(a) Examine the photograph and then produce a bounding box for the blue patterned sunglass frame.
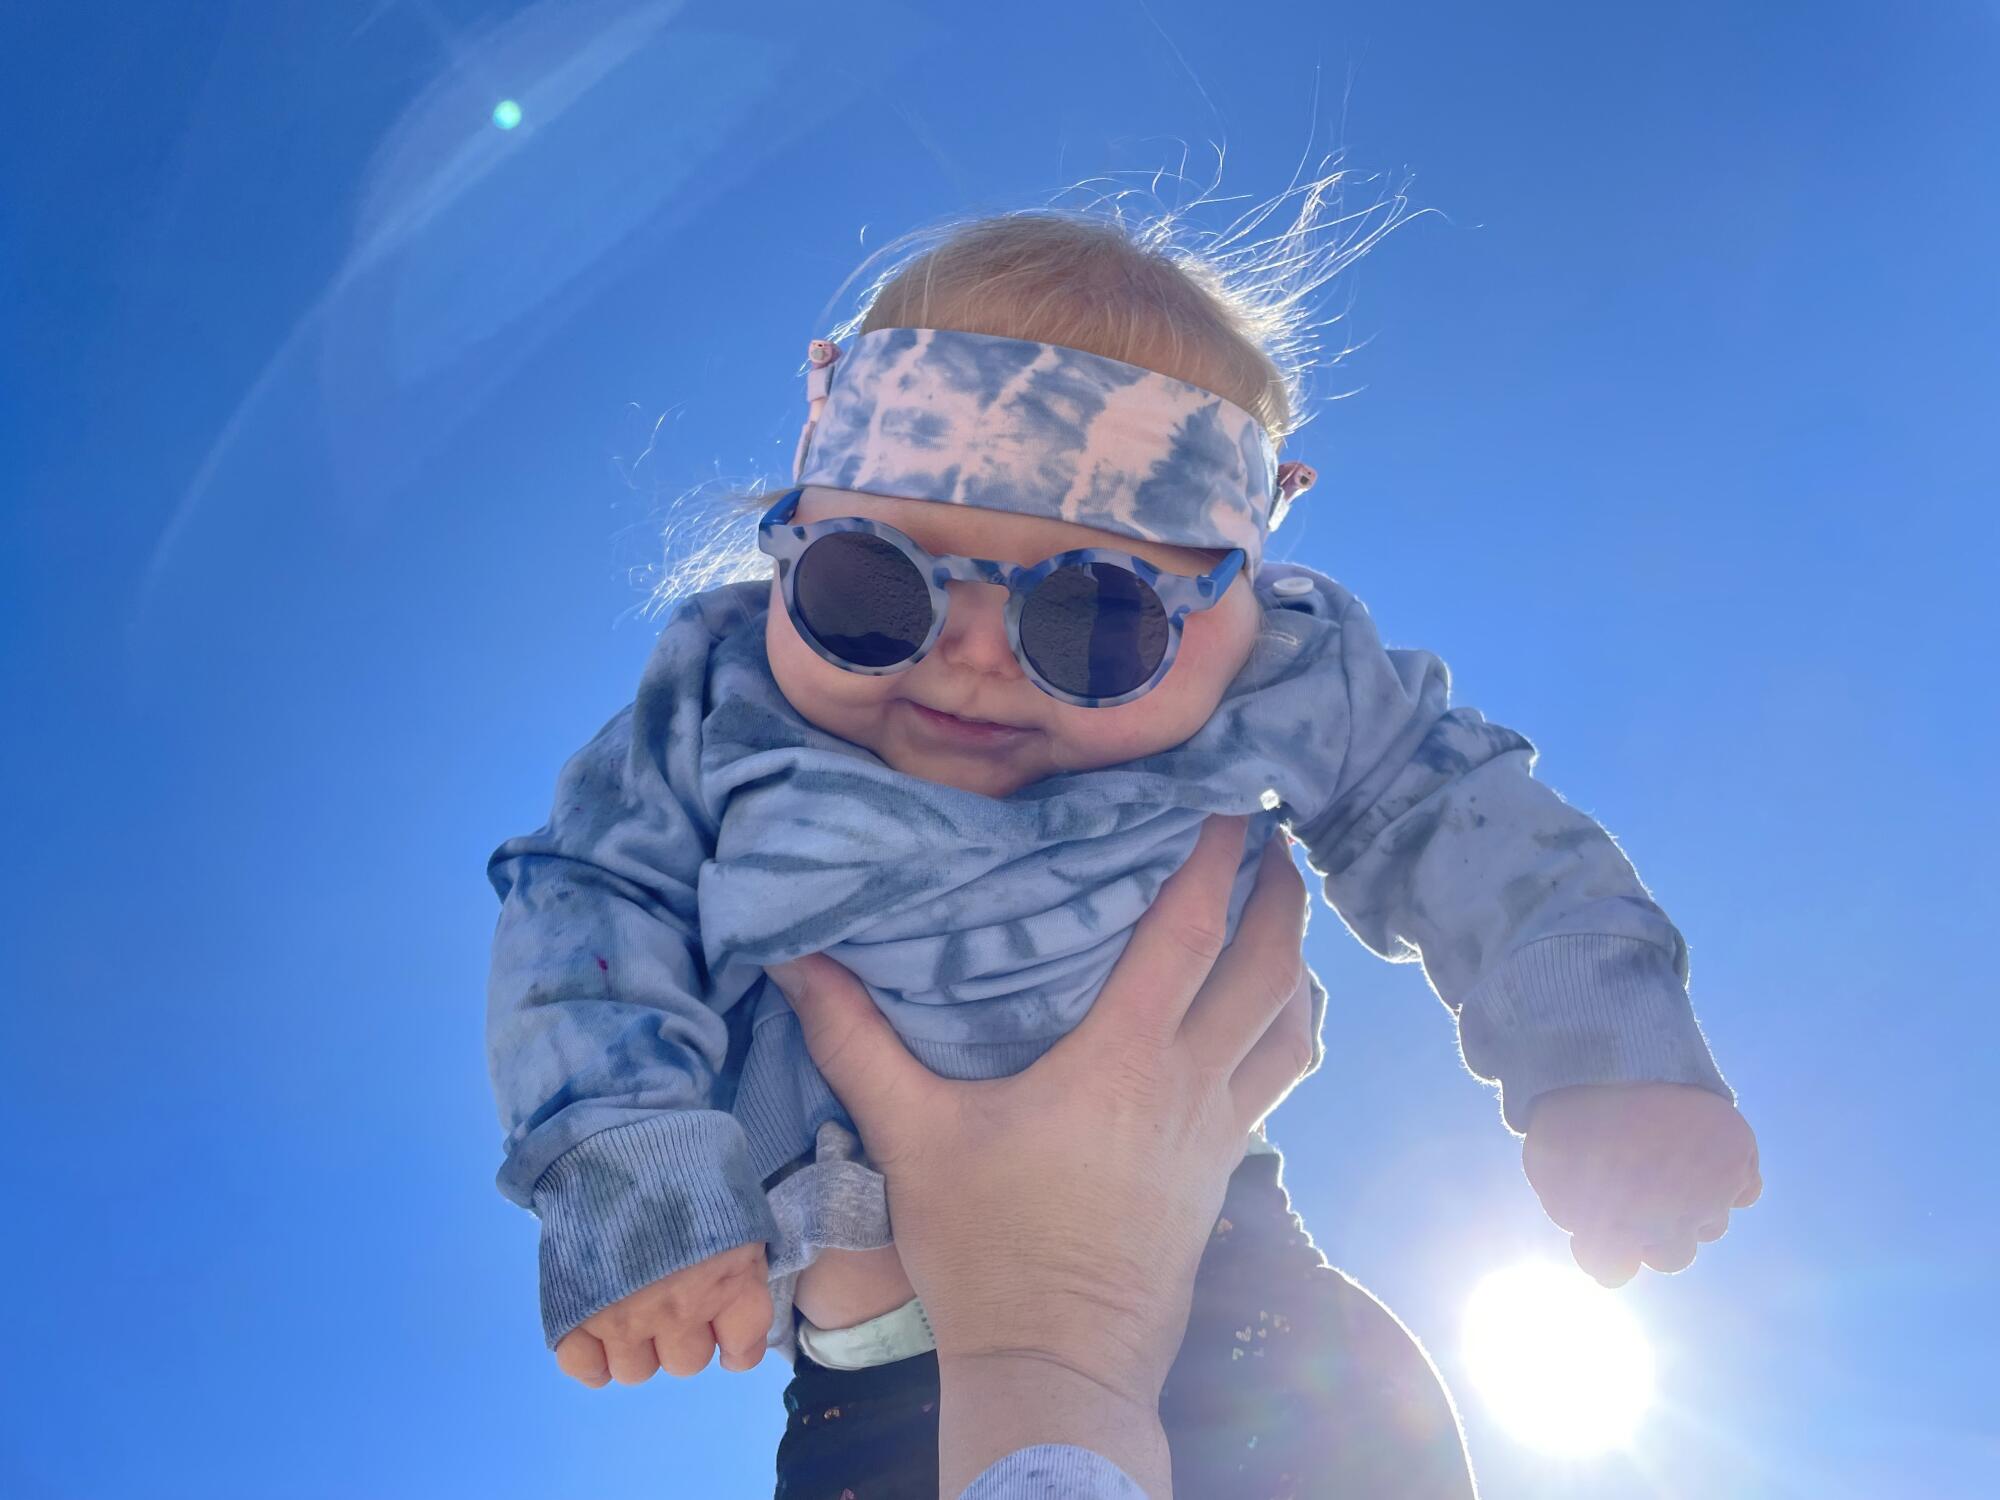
[756,486,1246,708]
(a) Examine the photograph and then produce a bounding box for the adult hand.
[764,813,1314,1498]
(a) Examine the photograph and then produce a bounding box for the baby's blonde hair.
[638,163,1421,620]
[849,212,1294,438]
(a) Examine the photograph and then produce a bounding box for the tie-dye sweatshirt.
[484,563,1731,1351]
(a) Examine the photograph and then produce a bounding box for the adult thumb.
[765,953,932,1143]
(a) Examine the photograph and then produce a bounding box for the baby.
[484,215,1759,1496]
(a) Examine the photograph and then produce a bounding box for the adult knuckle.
[1167,914,1228,965]
[1107,1051,1164,1100]
[1192,1058,1235,1100]
[1270,979,1312,1065]
[807,1019,870,1084]
[778,961,825,1008]
[1281,1027,1315,1081]
[1268,961,1306,1018]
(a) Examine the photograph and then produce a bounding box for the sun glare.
[1461,1262,1655,1455]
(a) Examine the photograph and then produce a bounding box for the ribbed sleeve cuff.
[1458,934,1733,1135]
[531,1110,778,1349]
[959,1445,1149,1499]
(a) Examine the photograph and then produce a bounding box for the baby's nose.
[935,581,1020,667]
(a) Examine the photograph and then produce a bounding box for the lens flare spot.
[1461,1262,1654,1454]
[492,99,523,129]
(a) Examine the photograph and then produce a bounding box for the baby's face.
[766,486,1263,799]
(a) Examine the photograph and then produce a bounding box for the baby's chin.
[799,696,1132,799]
[880,751,1041,799]
[779,670,1237,795]
[853,706,1058,799]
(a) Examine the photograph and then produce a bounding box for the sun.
[1460,1262,1655,1455]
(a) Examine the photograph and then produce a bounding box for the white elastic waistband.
[795,1296,936,1371]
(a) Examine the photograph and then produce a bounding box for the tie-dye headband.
[791,327,1315,576]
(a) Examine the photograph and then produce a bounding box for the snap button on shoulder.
[1272,576,1315,597]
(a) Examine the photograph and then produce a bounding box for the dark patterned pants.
[773,1152,1477,1499]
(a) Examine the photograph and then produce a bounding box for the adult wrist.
[928,1282,1184,1413]
[937,1352,1171,1499]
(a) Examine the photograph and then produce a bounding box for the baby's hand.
[552,1241,772,1387]
[1523,1083,1761,1287]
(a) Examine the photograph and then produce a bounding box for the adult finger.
[1229,968,1316,1132]
[767,952,936,1148]
[1182,833,1308,1075]
[555,1328,610,1388]
[1072,813,1247,1054]
[1570,1232,1642,1288]
[1695,1213,1729,1243]
[604,1334,666,1384]
[713,1280,774,1373]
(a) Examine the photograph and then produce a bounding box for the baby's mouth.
[911,700,1014,728]
[906,701,1032,736]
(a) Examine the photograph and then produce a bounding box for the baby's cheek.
[764,604,803,697]
[766,601,904,748]
[1044,599,1255,766]
[1051,704,1164,767]
[766,603,835,723]
[1045,679,1209,768]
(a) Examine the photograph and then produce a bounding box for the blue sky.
[3,2,1995,1495]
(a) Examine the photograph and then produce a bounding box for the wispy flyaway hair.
[634,152,1427,622]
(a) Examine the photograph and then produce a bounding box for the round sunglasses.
[756,486,1246,708]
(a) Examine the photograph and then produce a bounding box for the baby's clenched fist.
[553,1241,772,1387]
[1523,1082,1761,1287]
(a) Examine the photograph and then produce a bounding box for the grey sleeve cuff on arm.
[1457,932,1733,1134]
[532,1108,778,1349]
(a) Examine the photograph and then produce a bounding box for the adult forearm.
[938,1353,1171,1499]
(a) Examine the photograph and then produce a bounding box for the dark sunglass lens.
[793,531,933,668]
[1019,563,1169,699]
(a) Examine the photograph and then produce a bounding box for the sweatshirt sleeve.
[1285,582,1732,1134]
[485,614,778,1349]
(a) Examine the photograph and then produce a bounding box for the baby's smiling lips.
[912,698,1007,727]
[907,700,1030,734]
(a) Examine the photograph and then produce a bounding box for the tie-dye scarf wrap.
[486,571,1733,1354]
[697,573,1340,1341]
[793,326,1298,574]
